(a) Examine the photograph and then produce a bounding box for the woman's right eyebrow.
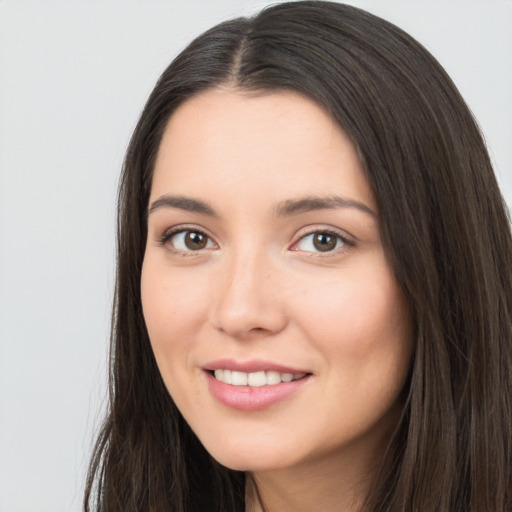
[148,195,217,216]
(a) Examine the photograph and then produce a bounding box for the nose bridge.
[211,242,286,338]
[226,246,261,294]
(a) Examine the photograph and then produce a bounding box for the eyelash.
[290,229,353,256]
[157,226,353,256]
[158,227,215,255]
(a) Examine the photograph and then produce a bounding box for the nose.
[209,251,288,340]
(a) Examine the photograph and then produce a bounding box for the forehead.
[151,88,375,212]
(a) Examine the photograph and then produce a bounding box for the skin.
[141,88,413,512]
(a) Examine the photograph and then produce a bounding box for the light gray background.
[0,1,510,511]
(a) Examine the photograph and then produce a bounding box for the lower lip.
[206,371,311,411]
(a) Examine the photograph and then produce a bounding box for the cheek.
[141,256,209,331]
[295,268,412,431]
[140,259,214,412]
[140,258,210,371]
[292,264,412,371]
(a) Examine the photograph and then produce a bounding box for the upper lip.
[203,358,310,375]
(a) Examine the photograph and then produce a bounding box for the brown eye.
[313,233,337,252]
[164,229,215,252]
[185,231,207,250]
[293,231,346,253]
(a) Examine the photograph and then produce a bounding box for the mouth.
[203,361,313,411]
[209,369,308,387]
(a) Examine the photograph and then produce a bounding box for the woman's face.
[141,89,413,474]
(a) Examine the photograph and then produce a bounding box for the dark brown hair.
[84,2,512,511]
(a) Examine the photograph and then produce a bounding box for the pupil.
[185,231,207,250]
[313,233,336,252]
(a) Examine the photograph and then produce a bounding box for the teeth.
[247,371,266,387]
[266,371,281,385]
[231,371,247,386]
[213,369,306,386]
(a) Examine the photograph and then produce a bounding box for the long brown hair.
[84,2,512,510]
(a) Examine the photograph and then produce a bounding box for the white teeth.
[213,369,306,386]
[266,371,281,385]
[247,371,266,387]
[231,371,248,386]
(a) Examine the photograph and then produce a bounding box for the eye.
[293,231,347,253]
[162,229,215,252]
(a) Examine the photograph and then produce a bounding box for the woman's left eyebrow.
[273,195,376,218]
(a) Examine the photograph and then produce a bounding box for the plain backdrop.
[0,1,510,510]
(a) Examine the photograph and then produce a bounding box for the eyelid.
[289,226,355,254]
[155,223,354,256]
[157,225,218,253]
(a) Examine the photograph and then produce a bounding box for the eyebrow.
[148,195,217,216]
[147,194,376,218]
[273,195,376,218]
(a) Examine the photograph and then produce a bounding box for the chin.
[201,436,298,473]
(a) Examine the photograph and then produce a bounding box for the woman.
[84,2,512,511]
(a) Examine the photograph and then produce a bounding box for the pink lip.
[203,359,312,412]
[204,358,309,375]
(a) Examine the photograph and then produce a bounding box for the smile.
[205,362,312,411]
[212,369,306,387]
